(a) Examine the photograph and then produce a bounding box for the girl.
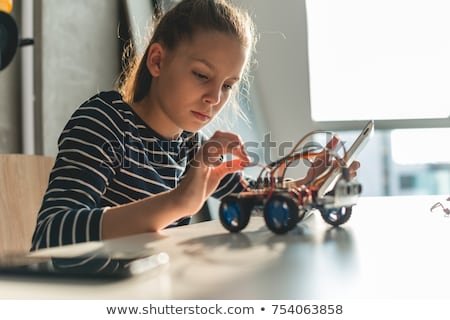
[31,0,257,250]
[31,0,357,250]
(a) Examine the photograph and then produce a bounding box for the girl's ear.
[146,43,164,77]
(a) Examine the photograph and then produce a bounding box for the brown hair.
[117,0,256,118]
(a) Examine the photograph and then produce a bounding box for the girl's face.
[145,31,249,139]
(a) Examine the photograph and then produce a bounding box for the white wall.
[236,0,313,144]
[36,0,120,155]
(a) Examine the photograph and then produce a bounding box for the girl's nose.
[203,85,222,106]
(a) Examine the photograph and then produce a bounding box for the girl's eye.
[222,83,233,91]
[193,71,208,80]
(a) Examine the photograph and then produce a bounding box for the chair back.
[0,154,54,255]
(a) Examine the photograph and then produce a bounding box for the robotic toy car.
[219,130,364,234]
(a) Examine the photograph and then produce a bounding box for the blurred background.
[1,0,449,202]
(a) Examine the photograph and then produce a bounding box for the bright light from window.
[391,128,450,164]
[306,0,450,121]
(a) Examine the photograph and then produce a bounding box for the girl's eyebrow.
[192,57,241,81]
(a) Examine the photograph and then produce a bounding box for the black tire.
[263,194,299,234]
[320,206,353,226]
[219,195,251,233]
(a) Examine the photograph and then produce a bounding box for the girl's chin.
[183,125,205,133]
[182,121,211,133]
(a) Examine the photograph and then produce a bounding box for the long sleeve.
[31,95,123,250]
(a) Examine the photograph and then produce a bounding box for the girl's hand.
[173,131,250,215]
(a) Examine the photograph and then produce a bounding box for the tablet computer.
[317,120,375,198]
[0,250,169,278]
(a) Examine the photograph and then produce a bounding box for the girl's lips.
[191,111,210,122]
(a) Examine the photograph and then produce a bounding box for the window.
[306,0,450,125]
[304,0,450,196]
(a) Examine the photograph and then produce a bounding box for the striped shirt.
[31,91,246,250]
